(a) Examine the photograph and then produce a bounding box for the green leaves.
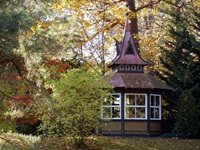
[158,7,200,138]
[39,67,112,148]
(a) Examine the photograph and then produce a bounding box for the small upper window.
[131,65,136,71]
[137,65,143,71]
[125,65,130,71]
[119,65,124,71]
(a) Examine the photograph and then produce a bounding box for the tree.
[48,0,200,75]
[0,0,82,134]
[0,100,16,133]
[0,1,37,132]
[0,0,62,134]
[157,7,200,137]
[38,67,112,148]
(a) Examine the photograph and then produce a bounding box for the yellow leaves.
[37,21,49,29]
[30,25,36,34]
[128,11,137,19]
[52,3,63,11]
[107,4,126,20]
[133,33,140,41]
[81,20,91,28]
[25,21,50,36]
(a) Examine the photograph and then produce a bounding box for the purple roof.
[108,18,148,67]
[105,73,173,90]
[105,17,172,91]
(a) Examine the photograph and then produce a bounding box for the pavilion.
[101,17,172,136]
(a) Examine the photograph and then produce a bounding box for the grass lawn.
[1,135,200,150]
[35,136,200,150]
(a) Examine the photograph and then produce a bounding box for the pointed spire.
[108,14,149,68]
[122,14,131,40]
[125,13,131,31]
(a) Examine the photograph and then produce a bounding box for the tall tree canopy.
[46,0,200,75]
[157,7,200,137]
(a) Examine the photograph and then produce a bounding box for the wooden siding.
[124,121,147,131]
[101,121,121,133]
[150,121,161,135]
[124,132,147,135]
[101,121,162,136]
[150,122,161,131]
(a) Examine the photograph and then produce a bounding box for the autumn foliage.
[44,59,71,80]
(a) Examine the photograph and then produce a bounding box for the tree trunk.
[126,0,140,52]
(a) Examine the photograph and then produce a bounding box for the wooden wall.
[124,121,147,135]
[101,121,161,136]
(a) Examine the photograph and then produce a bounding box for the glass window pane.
[131,65,136,71]
[151,108,154,118]
[150,108,160,119]
[112,107,120,118]
[126,95,135,105]
[103,94,120,105]
[136,107,145,118]
[103,107,111,118]
[154,108,159,118]
[125,65,130,70]
[151,95,160,106]
[136,95,145,105]
[156,96,160,106]
[150,95,154,106]
[103,97,111,105]
[126,107,135,118]
[119,65,124,70]
[112,95,120,105]
[102,93,121,119]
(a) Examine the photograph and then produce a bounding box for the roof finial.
[126,2,129,7]
[126,1,129,16]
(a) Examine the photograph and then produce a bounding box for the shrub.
[38,67,112,148]
[0,133,41,149]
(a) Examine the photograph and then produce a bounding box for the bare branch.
[135,0,162,12]
[163,0,183,8]
[127,0,183,12]
[79,58,101,76]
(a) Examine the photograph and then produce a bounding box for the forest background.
[0,0,200,148]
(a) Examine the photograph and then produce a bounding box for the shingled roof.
[106,16,172,91]
[105,73,172,90]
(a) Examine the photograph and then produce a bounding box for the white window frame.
[150,94,161,120]
[101,93,121,120]
[125,93,147,120]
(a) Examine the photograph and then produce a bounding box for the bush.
[38,67,112,148]
[160,132,187,139]
[0,133,41,149]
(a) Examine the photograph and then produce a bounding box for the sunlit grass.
[0,134,199,150]
[36,136,200,150]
